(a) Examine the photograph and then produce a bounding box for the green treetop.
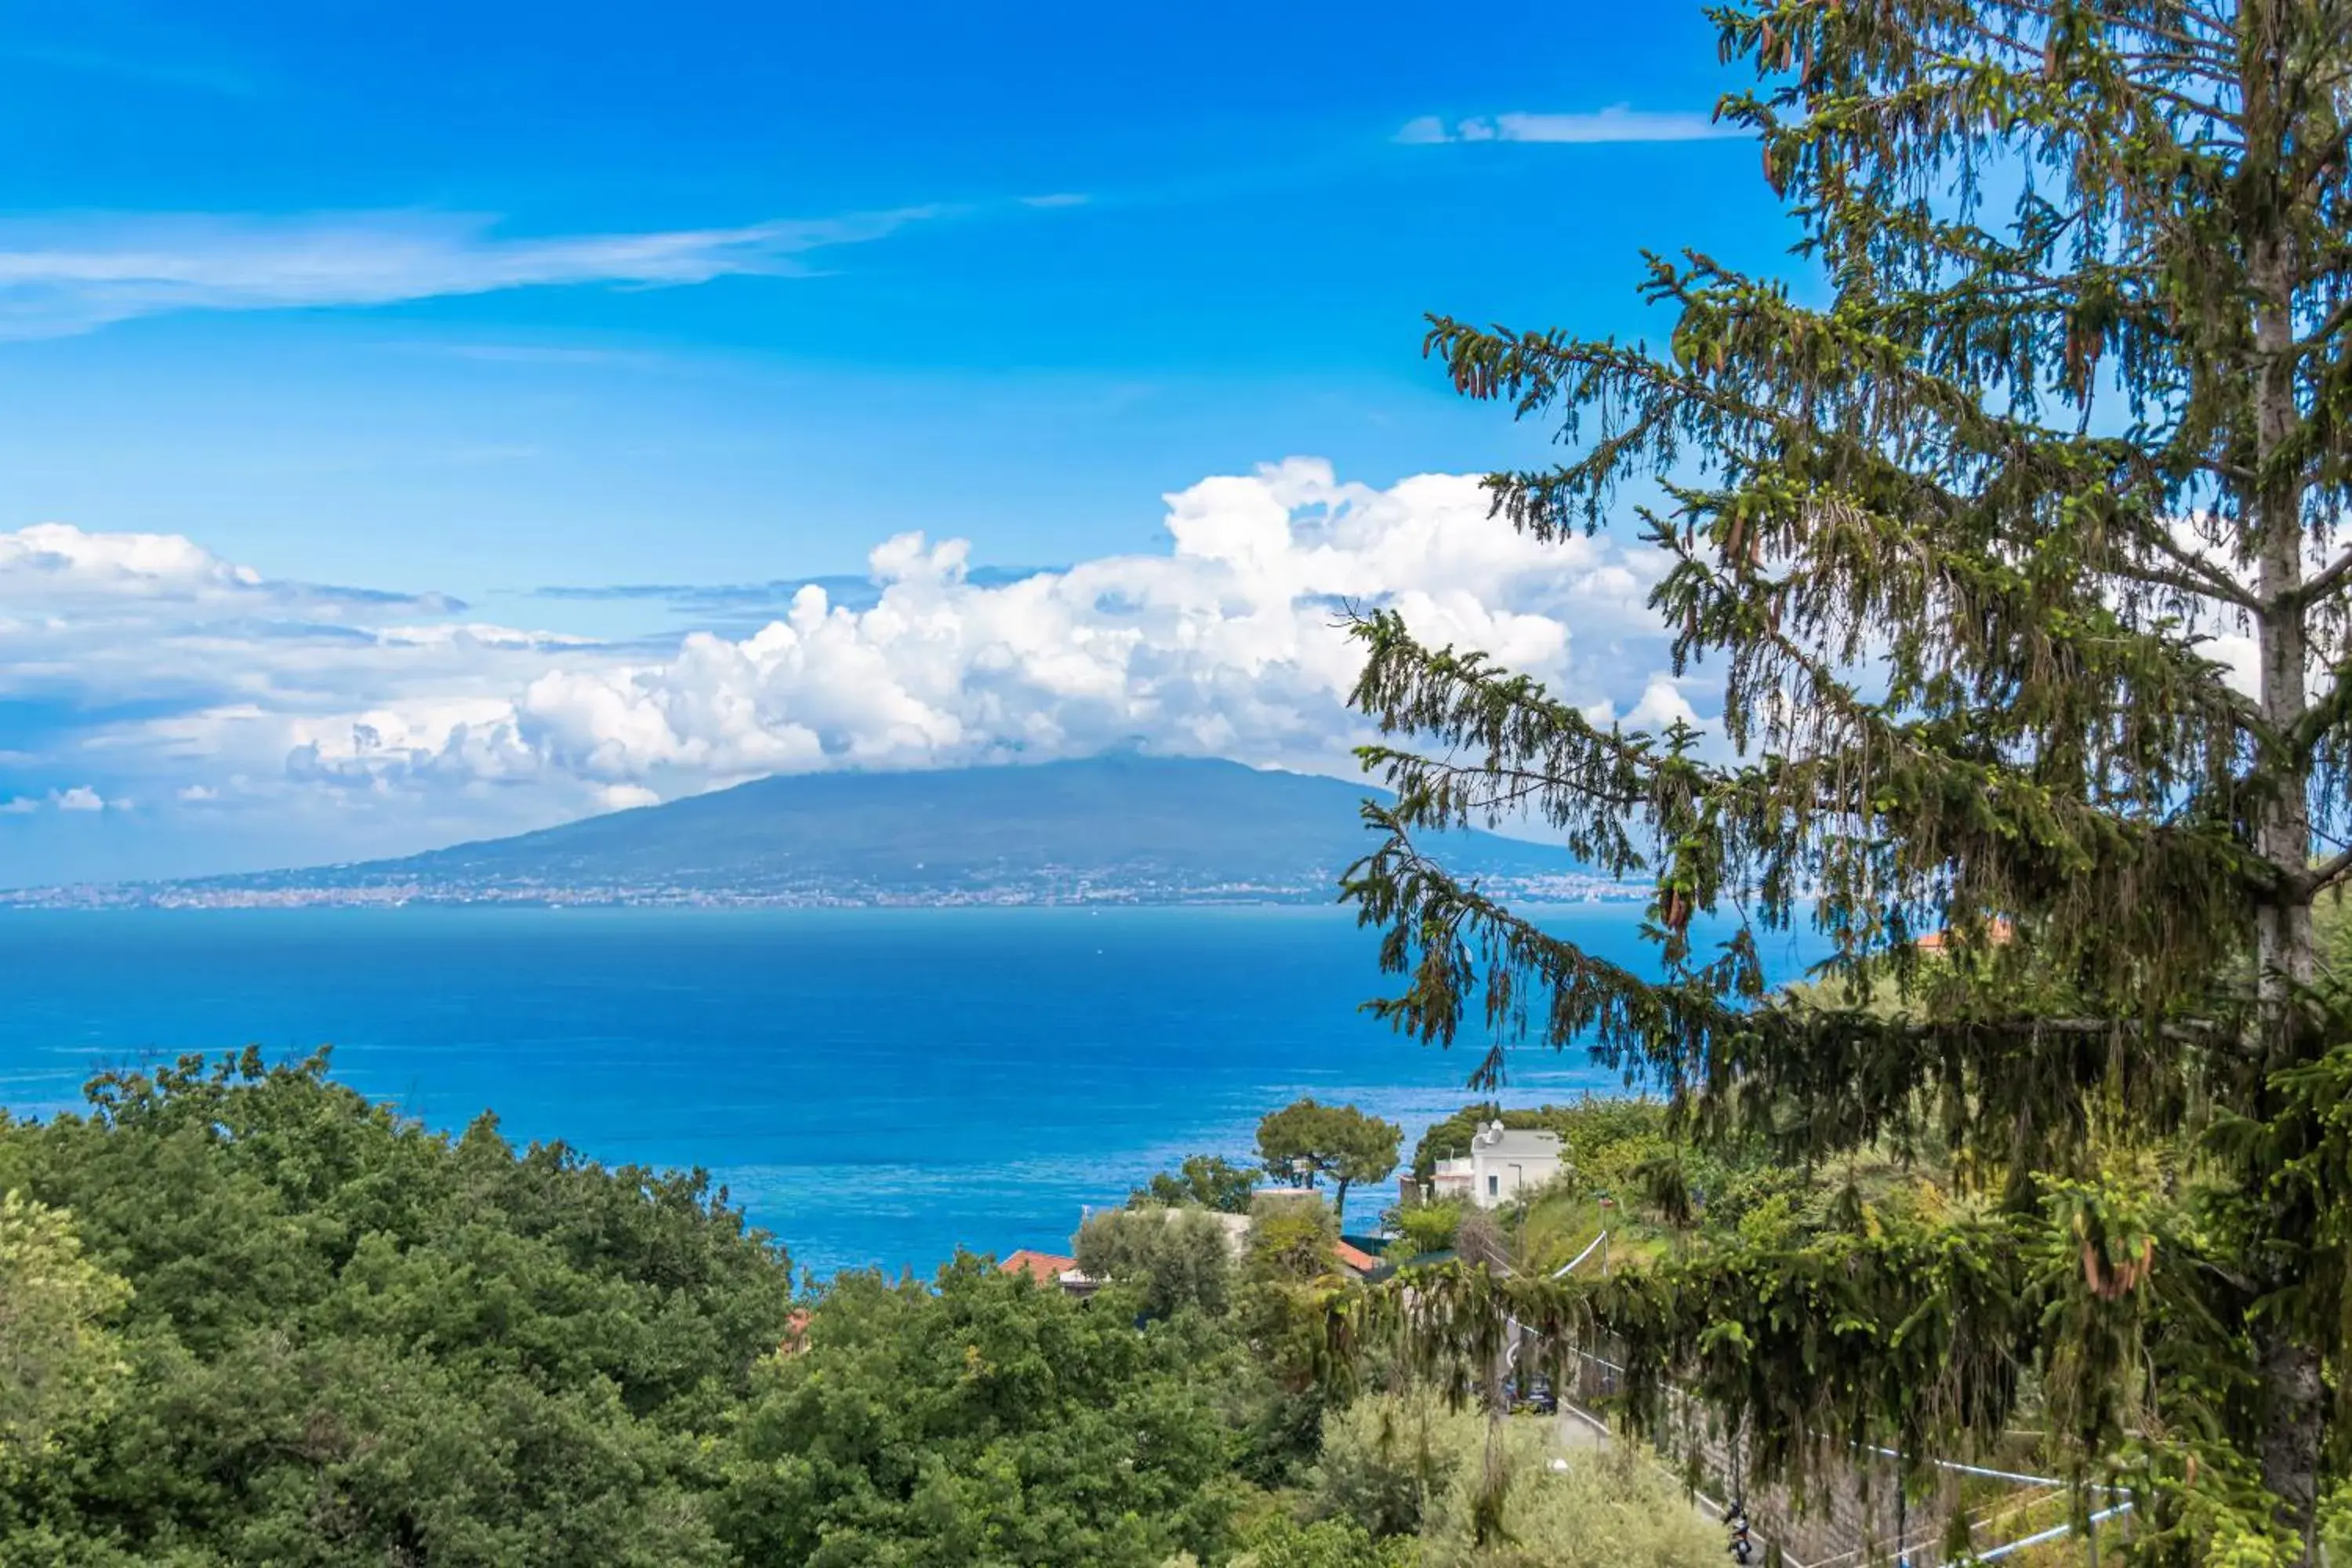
[1132,1152,1261,1214]
[1255,1098,1403,1218]
[0,1190,129,1473]
[1344,2,2352,1559]
[1075,1205,1236,1319]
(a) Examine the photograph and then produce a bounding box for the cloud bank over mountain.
[0,459,1693,882]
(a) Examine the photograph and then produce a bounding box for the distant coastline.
[2,754,1638,911]
[0,873,1648,912]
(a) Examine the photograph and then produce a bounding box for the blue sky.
[1,0,1804,884]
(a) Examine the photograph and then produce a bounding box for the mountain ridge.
[5,753,1635,909]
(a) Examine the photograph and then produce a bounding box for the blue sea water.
[0,906,1826,1276]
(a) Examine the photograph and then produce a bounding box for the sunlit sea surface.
[0,906,1826,1275]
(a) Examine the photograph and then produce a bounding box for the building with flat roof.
[1418,1122,1565,1207]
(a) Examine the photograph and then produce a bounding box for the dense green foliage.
[0,1191,130,1474]
[1131,1153,1260,1214]
[1345,1,2352,1558]
[1221,1515,1417,1568]
[1388,1200,1465,1259]
[1256,1098,1404,1215]
[720,1258,1250,1566]
[0,1050,797,1566]
[1,1055,1728,1565]
[1075,1205,1236,1319]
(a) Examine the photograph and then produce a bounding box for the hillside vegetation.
[0,1053,1719,1567]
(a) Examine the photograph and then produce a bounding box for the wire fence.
[1474,1233,2128,1567]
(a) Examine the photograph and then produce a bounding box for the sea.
[0,906,1828,1276]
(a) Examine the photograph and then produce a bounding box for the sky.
[0,0,1808,886]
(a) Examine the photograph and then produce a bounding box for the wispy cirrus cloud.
[0,205,950,339]
[1395,105,1738,146]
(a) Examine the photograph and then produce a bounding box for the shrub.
[1311,1388,1472,1538]
[1075,1205,1235,1319]
[1312,1392,1722,1568]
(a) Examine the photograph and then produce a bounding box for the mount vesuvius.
[13,753,1628,908]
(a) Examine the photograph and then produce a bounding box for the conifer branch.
[2303,843,2352,895]
[1359,2,2352,1544]
[2286,543,2352,611]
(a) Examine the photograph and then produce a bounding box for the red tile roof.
[1000,1249,1078,1285]
[1333,1240,1381,1275]
[1916,917,2014,952]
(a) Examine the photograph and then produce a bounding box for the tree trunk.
[2259,1329,2325,1562]
[2251,255,2313,1018]
[2244,0,2314,1016]
[2249,286,2323,1560]
[2244,14,2322,1539]
[1333,1177,1352,1224]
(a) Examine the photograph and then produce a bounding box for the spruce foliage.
[1343,2,2352,1559]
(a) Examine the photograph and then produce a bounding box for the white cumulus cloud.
[0,459,1688,877]
[502,460,1665,794]
[0,785,119,813]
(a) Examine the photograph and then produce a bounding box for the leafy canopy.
[1133,1153,1261,1214]
[0,1049,797,1566]
[720,1257,1249,1568]
[1257,1098,1403,1214]
[0,1051,1769,1566]
[1343,0,2352,1559]
[1076,1204,1237,1319]
[0,1190,130,1472]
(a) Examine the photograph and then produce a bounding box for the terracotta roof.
[1000,1249,1078,1285]
[1333,1240,1382,1275]
[1916,917,2015,953]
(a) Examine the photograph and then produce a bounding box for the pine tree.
[1345,2,2352,1559]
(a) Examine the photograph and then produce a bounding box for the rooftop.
[1916,916,2016,953]
[1468,1123,1563,1158]
[999,1249,1078,1286]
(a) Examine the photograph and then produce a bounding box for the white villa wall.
[1417,1123,1565,1208]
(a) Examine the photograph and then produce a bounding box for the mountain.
[64,754,1628,909]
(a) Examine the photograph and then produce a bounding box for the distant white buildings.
[1417,1122,1565,1207]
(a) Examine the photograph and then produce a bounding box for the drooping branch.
[1341,0,2352,1545]
[1345,825,2234,1167]
[1353,605,2275,1003]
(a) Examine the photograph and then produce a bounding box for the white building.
[1421,1122,1565,1207]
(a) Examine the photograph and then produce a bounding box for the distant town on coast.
[0,753,1642,910]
